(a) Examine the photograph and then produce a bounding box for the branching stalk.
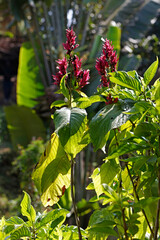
[71,157,82,240]
[122,208,129,240]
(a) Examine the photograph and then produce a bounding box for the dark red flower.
[52,72,63,86]
[53,57,68,85]
[79,69,90,88]
[105,94,118,105]
[63,28,79,55]
[102,39,114,59]
[72,55,82,78]
[95,38,118,88]
[95,55,108,76]
[56,57,68,75]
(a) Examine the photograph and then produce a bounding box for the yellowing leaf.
[32,133,71,206]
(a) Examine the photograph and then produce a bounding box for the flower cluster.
[63,28,79,55]
[95,39,118,87]
[105,94,118,105]
[53,28,90,89]
[53,57,68,85]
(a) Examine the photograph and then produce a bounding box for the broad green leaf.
[61,225,86,240]
[110,71,141,92]
[76,95,105,109]
[107,138,150,160]
[91,160,120,197]
[10,225,31,240]
[4,105,46,149]
[60,74,69,100]
[32,133,71,206]
[134,214,147,240]
[20,191,36,223]
[152,79,160,101]
[134,122,157,138]
[134,197,160,209]
[50,100,66,108]
[88,208,115,226]
[89,100,134,150]
[122,167,130,190]
[88,209,118,240]
[17,42,45,108]
[6,216,25,225]
[87,226,118,240]
[54,107,88,158]
[144,57,159,86]
[35,208,68,230]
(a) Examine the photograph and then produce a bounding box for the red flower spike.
[72,55,82,78]
[56,57,68,75]
[63,28,79,54]
[95,38,118,88]
[53,57,68,86]
[79,69,90,88]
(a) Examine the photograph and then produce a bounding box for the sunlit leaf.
[143,57,159,86]
[35,209,68,230]
[90,160,120,197]
[20,191,36,223]
[89,100,134,150]
[54,107,88,158]
[32,133,71,206]
[17,42,45,108]
[10,225,31,240]
[110,71,142,92]
[4,105,46,148]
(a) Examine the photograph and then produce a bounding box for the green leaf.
[134,122,157,138]
[87,226,118,239]
[91,160,120,197]
[17,42,45,108]
[106,24,121,58]
[6,216,25,225]
[61,225,86,240]
[88,209,118,239]
[10,225,31,240]
[144,57,159,86]
[32,133,71,206]
[50,100,66,108]
[152,79,160,101]
[60,74,69,100]
[110,71,141,92]
[54,107,88,158]
[89,100,134,150]
[88,208,115,226]
[76,95,106,109]
[4,105,46,149]
[107,138,150,160]
[36,208,68,230]
[20,191,36,223]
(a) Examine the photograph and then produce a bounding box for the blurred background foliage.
[0,0,160,223]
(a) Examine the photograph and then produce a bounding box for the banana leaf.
[17,42,45,108]
[4,105,46,149]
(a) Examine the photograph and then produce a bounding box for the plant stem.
[122,208,129,240]
[71,157,82,240]
[125,164,154,238]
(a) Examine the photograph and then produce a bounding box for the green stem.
[122,208,129,240]
[71,157,82,240]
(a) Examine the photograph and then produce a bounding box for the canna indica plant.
[1,28,160,240]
